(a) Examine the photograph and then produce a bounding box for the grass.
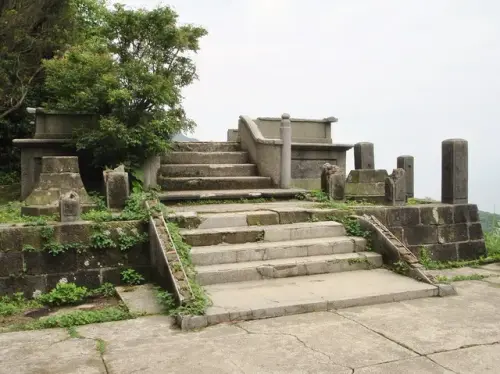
[435,274,491,283]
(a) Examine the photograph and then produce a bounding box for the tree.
[42,4,207,169]
[0,0,106,175]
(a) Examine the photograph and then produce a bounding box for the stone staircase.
[157,142,304,202]
[171,202,439,328]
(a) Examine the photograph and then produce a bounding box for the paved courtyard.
[2,278,500,373]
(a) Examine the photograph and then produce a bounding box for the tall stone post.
[280,113,292,189]
[354,142,375,170]
[385,168,406,206]
[397,155,414,199]
[143,156,160,189]
[441,139,468,204]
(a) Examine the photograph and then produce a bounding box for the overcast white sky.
[123,0,499,212]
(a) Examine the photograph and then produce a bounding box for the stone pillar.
[354,142,375,170]
[142,156,160,189]
[321,163,345,200]
[397,155,414,199]
[385,168,406,206]
[441,139,468,204]
[280,113,292,189]
[59,191,81,222]
[104,165,130,210]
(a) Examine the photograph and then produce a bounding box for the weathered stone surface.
[411,243,458,261]
[457,240,487,260]
[104,167,130,210]
[354,142,375,169]
[246,211,279,226]
[59,191,81,222]
[41,156,79,173]
[419,205,454,225]
[397,155,414,199]
[438,224,469,243]
[116,284,163,315]
[385,168,406,206]
[441,139,468,204]
[0,252,23,277]
[468,223,484,240]
[0,275,47,297]
[347,169,388,183]
[404,225,438,245]
[23,251,78,275]
[386,207,420,227]
[321,163,346,200]
[454,204,479,223]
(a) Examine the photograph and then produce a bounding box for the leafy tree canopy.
[43,3,207,168]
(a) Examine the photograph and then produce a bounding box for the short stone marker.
[321,163,345,200]
[59,191,81,222]
[354,142,375,170]
[385,168,406,206]
[441,139,468,204]
[397,155,414,200]
[104,165,130,210]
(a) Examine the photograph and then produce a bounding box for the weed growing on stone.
[419,247,500,270]
[155,288,176,313]
[392,261,411,276]
[96,338,107,354]
[164,222,211,315]
[435,274,491,283]
[120,269,145,285]
[67,325,82,338]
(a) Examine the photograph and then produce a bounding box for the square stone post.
[59,191,81,222]
[385,168,406,206]
[354,142,374,170]
[441,139,468,204]
[321,163,345,201]
[397,155,414,199]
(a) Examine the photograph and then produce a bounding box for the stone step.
[158,164,257,178]
[173,142,240,152]
[196,252,383,285]
[159,188,305,203]
[191,236,367,266]
[180,221,346,247]
[158,176,273,191]
[161,152,248,165]
[195,269,438,328]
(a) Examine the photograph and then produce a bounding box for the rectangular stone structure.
[59,191,81,222]
[397,155,414,199]
[321,164,345,200]
[104,166,130,210]
[385,168,406,206]
[441,139,468,204]
[354,142,374,170]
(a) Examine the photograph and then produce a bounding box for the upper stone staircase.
[157,142,304,202]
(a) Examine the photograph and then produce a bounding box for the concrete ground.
[2,278,500,374]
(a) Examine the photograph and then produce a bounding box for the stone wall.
[353,204,486,261]
[0,221,150,297]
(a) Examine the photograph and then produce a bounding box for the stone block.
[385,168,406,206]
[0,252,23,277]
[404,226,438,245]
[457,240,487,260]
[386,207,420,227]
[126,244,151,267]
[468,223,484,241]
[59,191,81,222]
[388,227,404,242]
[0,228,23,252]
[419,205,454,225]
[0,275,47,297]
[56,223,92,246]
[454,204,479,223]
[104,166,130,210]
[354,142,375,169]
[414,243,458,262]
[441,139,468,204]
[347,169,388,183]
[355,207,388,225]
[277,210,311,224]
[100,268,122,285]
[397,155,414,199]
[41,156,79,173]
[246,211,279,226]
[345,182,385,196]
[46,270,101,290]
[438,224,469,243]
[438,284,458,297]
[77,248,125,270]
[24,251,77,275]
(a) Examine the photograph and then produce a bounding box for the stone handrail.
[238,115,282,145]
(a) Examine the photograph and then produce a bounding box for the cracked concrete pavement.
[2,279,500,373]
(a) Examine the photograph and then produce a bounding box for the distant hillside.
[172,133,198,142]
[480,211,500,233]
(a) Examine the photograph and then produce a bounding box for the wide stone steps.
[172,142,240,152]
[202,270,438,326]
[158,164,257,178]
[161,151,248,165]
[196,252,382,285]
[159,188,305,203]
[180,221,346,246]
[158,176,272,191]
[191,236,366,266]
